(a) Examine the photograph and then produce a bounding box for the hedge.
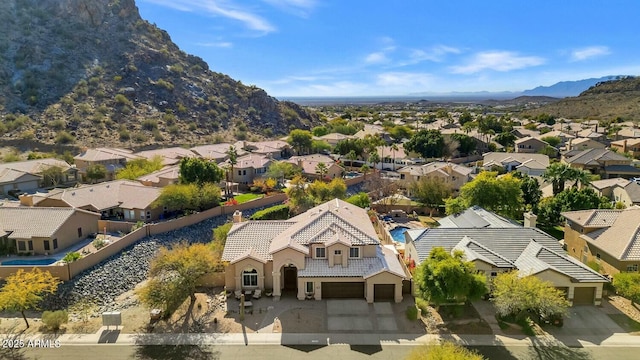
[249,204,290,220]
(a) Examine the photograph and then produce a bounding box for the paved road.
[8,344,640,360]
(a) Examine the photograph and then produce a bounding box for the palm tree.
[368,152,381,172]
[568,168,592,189]
[360,164,371,180]
[225,146,238,197]
[542,163,574,195]
[391,144,399,171]
[315,162,328,180]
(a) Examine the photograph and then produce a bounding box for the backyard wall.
[0,194,288,281]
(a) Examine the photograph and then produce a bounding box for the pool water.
[389,226,410,243]
[2,258,57,266]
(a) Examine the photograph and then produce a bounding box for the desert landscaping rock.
[43,206,270,313]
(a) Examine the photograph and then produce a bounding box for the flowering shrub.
[224,198,239,206]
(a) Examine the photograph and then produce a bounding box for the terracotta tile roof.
[74,148,141,163]
[483,152,550,167]
[564,149,629,165]
[222,221,295,262]
[0,207,98,238]
[134,147,197,166]
[438,206,521,228]
[561,209,623,228]
[39,180,161,211]
[234,154,272,169]
[579,208,640,260]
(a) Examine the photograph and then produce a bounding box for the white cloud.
[196,41,233,48]
[365,52,389,64]
[570,46,611,62]
[450,51,545,74]
[376,72,435,88]
[402,45,461,65]
[261,0,317,17]
[142,0,275,33]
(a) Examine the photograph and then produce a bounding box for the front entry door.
[283,266,297,290]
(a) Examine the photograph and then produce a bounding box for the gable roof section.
[483,152,550,168]
[561,209,623,228]
[565,148,629,165]
[0,207,98,238]
[437,206,521,228]
[0,169,41,184]
[0,158,72,175]
[222,221,295,262]
[230,248,267,264]
[579,208,640,261]
[74,148,141,163]
[590,177,630,190]
[299,246,406,279]
[410,227,605,283]
[39,180,161,211]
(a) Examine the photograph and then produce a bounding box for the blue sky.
[137,0,640,97]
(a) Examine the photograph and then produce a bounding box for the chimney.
[623,139,628,153]
[232,210,243,223]
[524,212,537,228]
[19,194,33,207]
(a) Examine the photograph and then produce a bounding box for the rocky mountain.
[522,75,631,98]
[0,0,318,149]
[523,76,640,121]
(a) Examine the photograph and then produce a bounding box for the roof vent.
[71,192,75,196]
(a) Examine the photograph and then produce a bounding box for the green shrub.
[55,131,75,145]
[63,252,81,263]
[141,119,158,131]
[406,306,418,321]
[42,310,68,331]
[249,204,290,220]
[92,238,107,250]
[415,298,430,316]
[156,78,174,90]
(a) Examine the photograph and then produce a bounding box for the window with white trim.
[315,247,326,258]
[349,247,360,258]
[242,269,258,287]
[627,264,638,272]
[306,281,313,294]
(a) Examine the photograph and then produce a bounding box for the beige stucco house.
[563,148,640,179]
[610,138,640,159]
[222,199,408,303]
[405,225,608,306]
[22,180,164,222]
[515,137,550,153]
[74,148,142,182]
[562,207,640,276]
[398,162,473,195]
[286,155,343,181]
[0,158,79,194]
[0,207,99,255]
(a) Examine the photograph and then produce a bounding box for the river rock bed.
[42,206,269,313]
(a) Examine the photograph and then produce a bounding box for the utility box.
[102,311,122,328]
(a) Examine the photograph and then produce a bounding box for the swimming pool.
[1,258,58,266]
[389,226,410,243]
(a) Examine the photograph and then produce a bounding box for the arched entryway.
[283,265,298,291]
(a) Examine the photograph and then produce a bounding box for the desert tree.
[0,268,60,328]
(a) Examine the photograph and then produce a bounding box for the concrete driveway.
[545,305,625,344]
[327,300,398,332]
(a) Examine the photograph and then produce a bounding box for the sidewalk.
[9,328,640,348]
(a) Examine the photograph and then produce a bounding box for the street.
[7,343,640,360]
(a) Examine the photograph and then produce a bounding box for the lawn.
[223,193,263,205]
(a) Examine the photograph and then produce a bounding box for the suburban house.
[375,144,419,171]
[536,130,575,148]
[610,139,640,159]
[0,207,99,256]
[318,133,355,147]
[567,138,606,151]
[436,205,523,229]
[511,127,541,139]
[589,178,632,198]
[190,143,246,163]
[74,148,142,182]
[562,207,640,276]
[229,154,272,187]
[238,141,291,159]
[482,152,550,177]
[137,165,180,187]
[21,180,165,222]
[614,127,640,140]
[285,155,343,180]
[222,199,408,303]
[0,158,79,195]
[397,162,473,195]
[353,124,393,144]
[563,148,640,179]
[134,147,197,166]
[405,226,608,305]
[576,128,607,142]
[514,137,550,153]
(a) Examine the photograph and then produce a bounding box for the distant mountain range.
[409,75,635,99]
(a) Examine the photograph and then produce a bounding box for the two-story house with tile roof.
[222,199,408,303]
[563,148,640,179]
[562,207,640,276]
[397,162,473,195]
[405,225,608,305]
